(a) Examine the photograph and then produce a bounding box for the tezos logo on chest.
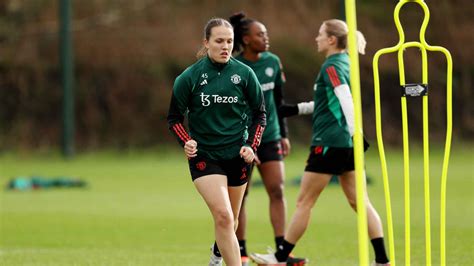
[200,93,238,106]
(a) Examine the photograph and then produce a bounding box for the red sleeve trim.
[251,125,264,151]
[172,123,191,143]
[326,66,341,87]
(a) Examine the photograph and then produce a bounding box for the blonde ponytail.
[356,31,366,55]
[323,19,367,55]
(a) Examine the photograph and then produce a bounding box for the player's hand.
[240,146,255,164]
[184,140,198,158]
[281,138,291,157]
[254,154,261,165]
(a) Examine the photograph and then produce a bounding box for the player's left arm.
[273,60,292,155]
[325,65,355,136]
[244,69,266,152]
[273,61,289,137]
[325,65,370,151]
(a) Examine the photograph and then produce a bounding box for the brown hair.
[323,19,366,54]
[196,18,233,59]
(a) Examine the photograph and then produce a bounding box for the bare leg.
[236,160,287,242]
[338,171,384,239]
[285,172,332,244]
[236,181,249,240]
[228,183,248,232]
[194,175,245,266]
[259,161,286,237]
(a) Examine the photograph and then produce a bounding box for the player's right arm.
[167,73,196,157]
[278,101,314,118]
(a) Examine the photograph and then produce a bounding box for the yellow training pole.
[417,3,454,264]
[372,2,406,265]
[398,41,430,265]
[416,6,433,265]
[344,1,369,265]
[438,48,452,266]
[397,45,411,266]
[373,1,452,265]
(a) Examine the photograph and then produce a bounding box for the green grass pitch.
[1,143,472,265]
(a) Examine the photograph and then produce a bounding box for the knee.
[214,209,234,230]
[234,219,239,231]
[268,184,284,201]
[295,196,315,212]
[347,197,370,212]
[348,199,357,211]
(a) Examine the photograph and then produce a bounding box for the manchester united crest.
[230,74,241,84]
[314,146,323,155]
[196,161,207,171]
[265,67,274,77]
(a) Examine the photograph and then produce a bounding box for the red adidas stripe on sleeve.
[251,125,264,151]
[172,123,191,143]
[326,66,341,87]
[177,124,191,142]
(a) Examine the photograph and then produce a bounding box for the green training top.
[167,56,266,160]
[235,52,286,143]
[312,53,353,148]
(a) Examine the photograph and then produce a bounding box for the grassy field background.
[0,142,472,265]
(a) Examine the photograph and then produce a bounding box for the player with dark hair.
[228,11,294,266]
[167,17,266,266]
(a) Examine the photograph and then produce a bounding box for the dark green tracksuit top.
[312,53,352,148]
[167,56,267,160]
[235,51,288,143]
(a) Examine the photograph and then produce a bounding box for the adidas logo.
[200,79,208,86]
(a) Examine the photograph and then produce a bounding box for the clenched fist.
[240,146,255,164]
[184,140,198,158]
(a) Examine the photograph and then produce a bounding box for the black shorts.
[257,140,283,163]
[188,155,251,187]
[304,146,355,175]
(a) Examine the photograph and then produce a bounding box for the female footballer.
[167,18,266,266]
[227,12,293,266]
[250,19,390,266]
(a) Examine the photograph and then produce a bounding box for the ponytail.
[323,19,366,55]
[229,12,254,53]
[196,46,208,59]
[356,31,366,55]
